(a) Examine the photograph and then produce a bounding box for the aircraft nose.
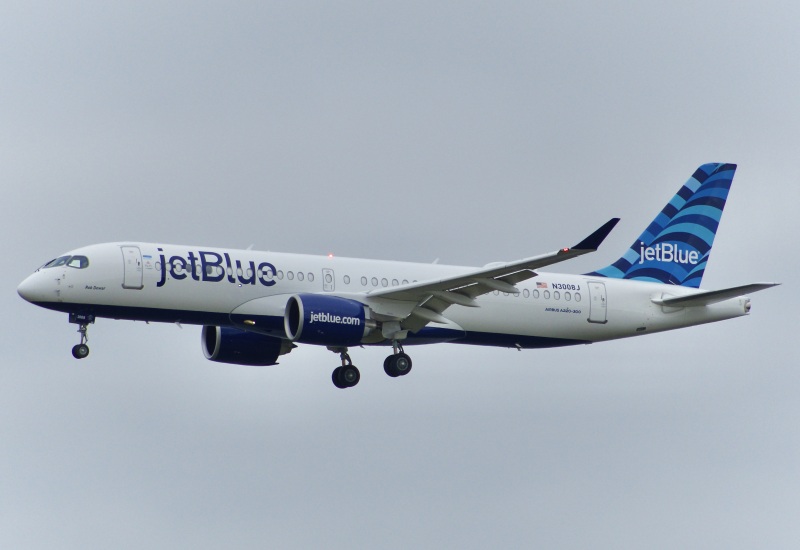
[17,273,49,304]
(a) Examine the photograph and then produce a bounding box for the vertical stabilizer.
[587,163,736,288]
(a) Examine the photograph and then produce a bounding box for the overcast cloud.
[2,2,798,549]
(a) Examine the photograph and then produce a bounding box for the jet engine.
[202,326,292,366]
[284,294,375,346]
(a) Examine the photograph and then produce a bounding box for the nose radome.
[17,274,48,303]
[17,277,33,302]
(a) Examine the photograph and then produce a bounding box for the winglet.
[572,218,620,251]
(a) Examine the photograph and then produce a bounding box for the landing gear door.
[588,281,607,324]
[121,246,144,290]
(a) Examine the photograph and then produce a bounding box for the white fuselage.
[17,242,751,349]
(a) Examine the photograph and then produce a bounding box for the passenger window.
[308,273,314,282]
[287,271,294,280]
[544,290,551,299]
[523,289,530,298]
[381,278,388,287]
[344,275,351,284]
[565,292,571,301]
[575,292,581,302]
[297,272,304,281]
[554,291,560,300]
[371,277,378,287]
[361,276,367,286]
[392,279,399,286]
[533,290,540,299]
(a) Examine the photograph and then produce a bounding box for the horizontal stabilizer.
[652,283,780,307]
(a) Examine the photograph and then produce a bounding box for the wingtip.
[572,218,621,251]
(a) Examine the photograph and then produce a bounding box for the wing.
[366,218,620,333]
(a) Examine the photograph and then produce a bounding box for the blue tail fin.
[587,163,736,288]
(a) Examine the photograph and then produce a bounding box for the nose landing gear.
[69,313,94,360]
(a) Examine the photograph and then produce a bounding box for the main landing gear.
[331,349,360,389]
[384,342,412,378]
[329,342,413,389]
[69,313,94,360]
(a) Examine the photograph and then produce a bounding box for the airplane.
[17,163,778,389]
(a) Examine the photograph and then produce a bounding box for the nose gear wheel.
[68,313,94,360]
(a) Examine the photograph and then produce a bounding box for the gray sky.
[2,2,798,548]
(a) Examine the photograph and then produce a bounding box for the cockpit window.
[43,256,71,269]
[41,255,89,269]
[67,256,89,269]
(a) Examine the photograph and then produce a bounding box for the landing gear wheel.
[69,315,94,360]
[72,344,90,359]
[341,365,360,387]
[394,352,412,376]
[329,347,360,388]
[332,365,360,389]
[384,352,412,377]
[332,367,346,388]
[384,355,399,378]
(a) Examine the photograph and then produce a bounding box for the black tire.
[384,355,399,378]
[341,365,360,387]
[394,353,412,376]
[332,367,346,389]
[72,344,89,359]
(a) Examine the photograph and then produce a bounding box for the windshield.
[41,255,89,269]
[42,256,70,268]
[66,256,89,268]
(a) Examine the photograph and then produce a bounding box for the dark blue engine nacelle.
[284,294,373,346]
[202,326,291,366]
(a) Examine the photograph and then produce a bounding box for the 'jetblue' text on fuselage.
[156,249,277,288]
